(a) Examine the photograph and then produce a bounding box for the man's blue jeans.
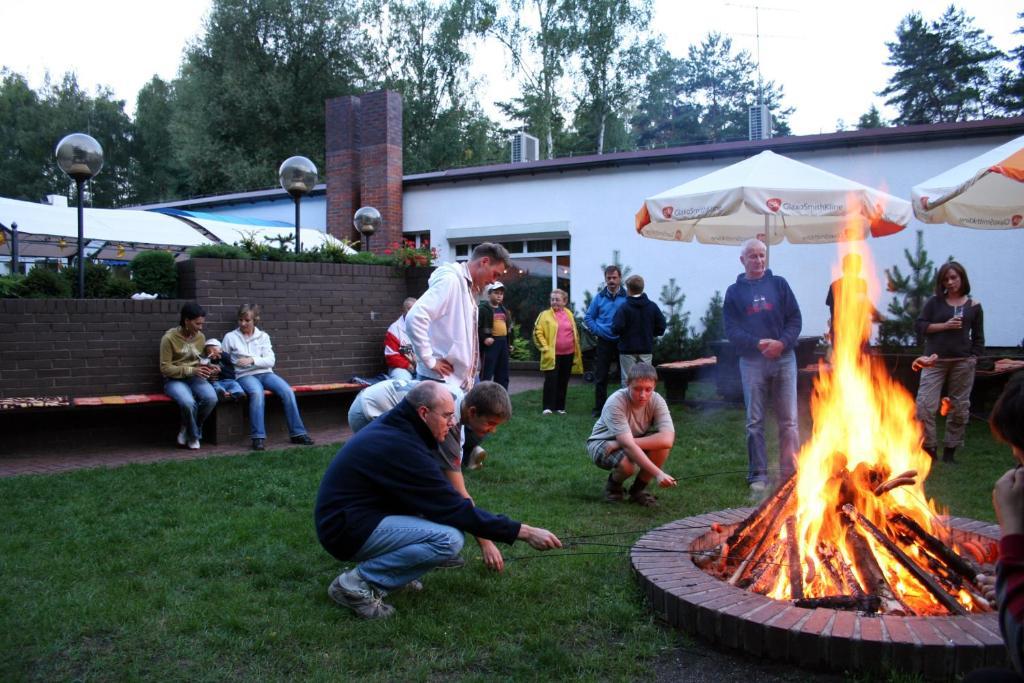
[738,350,799,485]
[353,515,464,593]
[238,372,308,439]
[164,376,218,441]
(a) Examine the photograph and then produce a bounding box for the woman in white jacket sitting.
[221,303,314,451]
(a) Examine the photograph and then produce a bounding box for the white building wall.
[403,137,1024,347]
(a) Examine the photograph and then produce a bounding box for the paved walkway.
[0,372,549,478]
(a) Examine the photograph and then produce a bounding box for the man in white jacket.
[406,243,511,392]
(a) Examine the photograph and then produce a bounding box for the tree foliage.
[993,11,1024,116]
[878,230,941,349]
[171,0,366,196]
[363,0,504,173]
[631,32,791,147]
[880,7,1003,125]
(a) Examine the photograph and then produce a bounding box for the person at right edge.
[723,238,802,495]
[914,261,984,464]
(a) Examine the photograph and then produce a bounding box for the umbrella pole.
[763,214,771,267]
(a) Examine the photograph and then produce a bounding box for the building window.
[455,237,571,357]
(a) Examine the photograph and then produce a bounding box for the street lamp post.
[353,206,381,253]
[55,134,103,298]
[278,156,318,253]
[10,222,19,275]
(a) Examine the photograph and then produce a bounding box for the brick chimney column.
[324,90,404,253]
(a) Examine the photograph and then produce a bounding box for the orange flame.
[763,213,962,614]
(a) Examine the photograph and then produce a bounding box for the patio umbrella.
[911,134,1024,229]
[635,150,912,247]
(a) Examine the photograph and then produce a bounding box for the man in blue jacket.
[585,265,627,417]
[315,381,562,619]
[723,239,803,495]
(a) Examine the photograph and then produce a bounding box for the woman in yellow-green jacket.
[532,289,583,415]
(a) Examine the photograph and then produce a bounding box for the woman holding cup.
[914,261,985,463]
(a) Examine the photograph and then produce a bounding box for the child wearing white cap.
[478,282,513,389]
[203,338,246,401]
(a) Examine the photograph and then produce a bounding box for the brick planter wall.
[0,261,435,455]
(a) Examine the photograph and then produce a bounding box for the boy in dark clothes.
[479,281,513,389]
[611,275,666,386]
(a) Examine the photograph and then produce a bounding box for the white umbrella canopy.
[912,134,1024,229]
[635,150,912,245]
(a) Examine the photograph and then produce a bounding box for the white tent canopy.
[0,196,212,247]
[911,134,1024,228]
[636,150,912,245]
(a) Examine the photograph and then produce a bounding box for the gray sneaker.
[327,572,395,619]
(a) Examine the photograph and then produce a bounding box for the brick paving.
[0,372,549,478]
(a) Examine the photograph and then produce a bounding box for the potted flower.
[384,239,438,268]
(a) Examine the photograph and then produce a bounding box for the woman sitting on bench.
[160,302,218,450]
[221,303,315,451]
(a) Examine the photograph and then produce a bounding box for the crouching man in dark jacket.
[314,381,562,619]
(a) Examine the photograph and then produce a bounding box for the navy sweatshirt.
[611,293,667,353]
[723,270,803,357]
[314,398,521,561]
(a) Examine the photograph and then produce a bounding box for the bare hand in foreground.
[994,467,1024,537]
[656,471,678,488]
[195,364,216,379]
[478,538,505,572]
[434,358,454,377]
[236,356,255,368]
[518,525,563,550]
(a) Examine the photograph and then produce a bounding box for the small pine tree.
[699,290,725,345]
[878,230,942,349]
[654,278,699,364]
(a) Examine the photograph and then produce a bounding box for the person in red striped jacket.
[384,298,417,380]
[970,378,1024,682]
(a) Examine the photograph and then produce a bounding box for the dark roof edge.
[131,184,327,211]
[403,117,1024,187]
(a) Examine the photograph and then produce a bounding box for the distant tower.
[749,104,772,141]
[510,131,539,163]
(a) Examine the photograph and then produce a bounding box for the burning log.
[723,476,796,558]
[745,541,784,592]
[793,595,881,613]
[786,516,804,600]
[844,520,908,615]
[843,504,967,616]
[888,512,976,581]
[725,477,797,586]
[817,541,865,598]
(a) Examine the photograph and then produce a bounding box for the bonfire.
[697,243,994,616]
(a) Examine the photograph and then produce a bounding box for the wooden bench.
[0,382,364,453]
[656,357,717,404]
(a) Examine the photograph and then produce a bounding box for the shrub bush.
[105,277,139,298]
[131,251,178,298]
[17,267,72,298]
[61,260,119,298]
[0,274,24,298]
[188,244,252,260]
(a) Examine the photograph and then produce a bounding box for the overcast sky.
[1,1,1020,136]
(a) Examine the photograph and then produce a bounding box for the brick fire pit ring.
[632,508,1006,679]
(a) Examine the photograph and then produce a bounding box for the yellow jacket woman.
[533,290,583,414]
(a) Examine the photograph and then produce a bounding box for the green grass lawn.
[0,382,1014,681]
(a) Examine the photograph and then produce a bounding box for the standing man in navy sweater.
[585,265,628,417]
[723,238,803,495]
[315,381,562,619]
